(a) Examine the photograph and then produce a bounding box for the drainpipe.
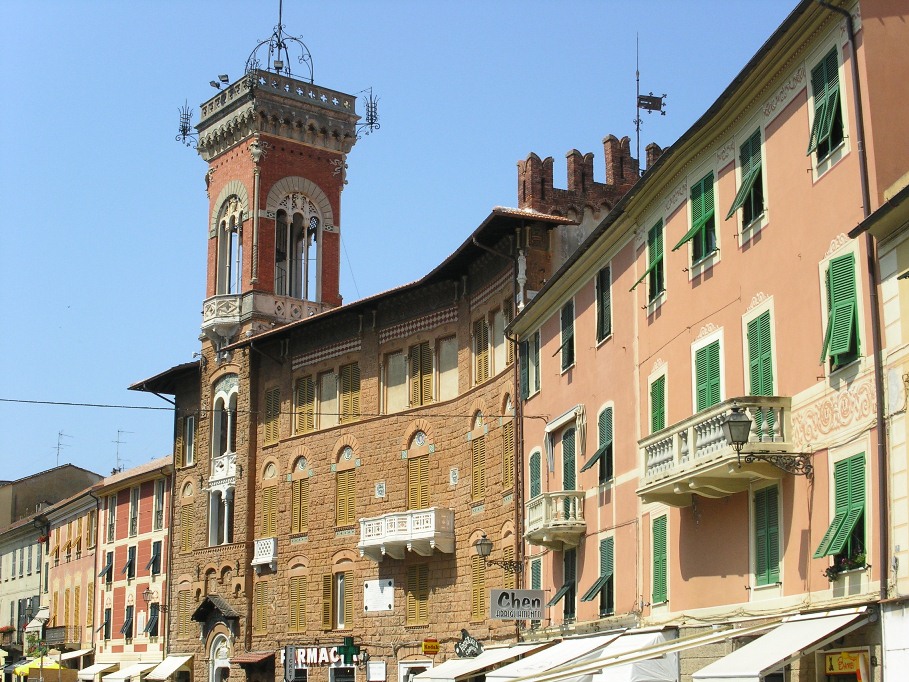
[817,1,888,600]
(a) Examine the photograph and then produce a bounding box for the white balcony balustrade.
[524,490,586,550]
[358,507,455,562]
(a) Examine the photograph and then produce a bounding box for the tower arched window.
[275,192,321,301]
[208,375,238,547]
[216,198,243,295]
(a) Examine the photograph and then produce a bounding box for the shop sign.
[421,639,439,655]
[489,589,544,620]
[282,645,362,668]
[825,651,866,677]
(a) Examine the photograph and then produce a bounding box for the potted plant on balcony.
[823,551,868,582]
[0,624,14,633]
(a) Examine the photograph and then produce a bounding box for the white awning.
[145,656,193,681]
[102,663,158,682]
[25,607,50,632]
[486,631,624,682]
[78,663,119,680]
[693,608,870,682]
[61,650,94,662]
[414,643,553,682]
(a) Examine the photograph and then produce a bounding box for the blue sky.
[0,0,796,482]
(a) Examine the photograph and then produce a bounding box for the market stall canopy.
[414,642,554,682]
[60,650,93,662]
[15,657,62,675]
[102,662,157,682]
[146,656,193,681]
[78,663,118,680]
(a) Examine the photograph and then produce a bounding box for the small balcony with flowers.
[358,507,455,562]
[524,490,586,550]
[636,397,810,507]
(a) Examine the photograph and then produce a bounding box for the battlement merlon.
[196,70,361,160]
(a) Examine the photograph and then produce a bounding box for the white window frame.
[749,480,783,599]
[730,114,769,244]
[559,298,576,373]
[683,159,721,279]
[646,364,669,435]
[806,36,851,181]
[817,240,864,377]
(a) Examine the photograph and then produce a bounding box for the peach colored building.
[510,1,909,681]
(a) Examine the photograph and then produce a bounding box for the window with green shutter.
[754,486,780,586]
[820,252,859,369]
[562,428,576,518]
[748,311,776,437]
[519,331,541,400]
[581,407,613,484]
[652,516,668,604]
[596,266,612,342]
[631,220,665,302]
[814,454,865,561]
[529,450,541,499]
[650,376,666,434]
[674,172,716,262]
[581,537,614,617]
[695,341,721,411]
[530,558,542,628]
[560,301,575,370]
[807,48,844,161]
[727,130,764,224]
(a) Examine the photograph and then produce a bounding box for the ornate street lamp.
[473,533,523,574]
[721,403,813,478]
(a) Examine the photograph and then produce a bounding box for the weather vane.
[634,34,667,174]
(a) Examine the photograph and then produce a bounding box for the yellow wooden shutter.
[336,470,355,526]
[503,546,516,589]
[295,376,315,433]
[409,344,422,406]
[86,584,93,626]
[300,478,309,532]
[407,456,429,510]
[504,300,515,365]
[181,505,193,552]
[73,585,80,639]
[64,588,71,629]
[321,574,332,629]
[264,387,280,444]
[470,555,485,621]
[339,363,361,423]
[53,591,59,627]
[474,319,489,383]
[178,590,189,636]
[420,342,433,404]
[175,414,184,467]
[288,576,306,632]
[262,487,277,537]
[343,571,353,627]
[502,419,515,489]
[346,472,356,526]
[471,435,486,500]
[405,564,428,625]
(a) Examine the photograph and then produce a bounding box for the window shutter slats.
[321,574,332,630]
[529,451,541,498]
[471,436,486,500]
[343,571,353,626]
[652,516,667,603]
[175,415,184,467]
[475,319,490,383]
[180,506,193,553]
[421,341,433,404]
[470,555,485,621]
[295,376,315,433]
[502,419,515,489]
[519,341,529,399]
[264,387,280,444]
[651,376,666,433]
[408,456,429,510]
[339,363,360,423]
[562,429,576,492]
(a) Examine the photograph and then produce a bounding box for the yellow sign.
[825,651,865,678]
[421,639,439,655]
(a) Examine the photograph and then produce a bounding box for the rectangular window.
[754,486,780,586]
[504,299,515,366]
[122,545,136,580]
[560,300,575,370]
[183,414,195,466]
[695,340,721,411]
[748,311,773,396]
[807,47,844,161]
[727,129,764,225]
[322,572,352,630]
[438,336,459,401]
[529,451,542,499]
[407,455,429,511]
[493,309,507,373]
[652,516,668,604]
[74,517,82,556]
[471,435,486,501]
[288,575,307,633]
[26,545,32,575]
[87,510,97,549]
[519,331,541,399]
[64,587,71,630]
[336,470,356,526]
[86,583,93,626]
[385,352,408,413]
[581,537,615,617]
[253,581,268,635]
[470,555,486,622]
[820,252,859,369]
[650,376,666,433]
[144,602,159,637]
[581,407,613,484]
[99,551,114,584]
[814,453,865,561]
[631,220,665,302]
[318,371,338,429]
[129,487,139,537]
[406,564,429,626]
[596,266,612,342]
[261,486,278,538]
[339,363,360,424]
[264,386,281,445]
[121,604,134,639]
[107,495,117,542]
[674,172,716,262]
[103,607,112,640]
[146,540,162,575]
[294,375,316,433]
[474,318,490,383]
[409,342,433,406]
[546,549,576,620]
[73,585,80,639]
[153,479,165,531]
[291,477,309,535]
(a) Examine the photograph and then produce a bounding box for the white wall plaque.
[364,579,394,612]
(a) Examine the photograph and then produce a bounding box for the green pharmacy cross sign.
[336,637,360,666]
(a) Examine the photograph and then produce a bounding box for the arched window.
[208,634,231,682]
[209,375,238,547]
[275,192,322,300]
[216,198,243,295]
[211,378,238,459]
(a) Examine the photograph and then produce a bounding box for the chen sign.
[489,589,545,620]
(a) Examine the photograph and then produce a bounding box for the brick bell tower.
[192,21,372,350]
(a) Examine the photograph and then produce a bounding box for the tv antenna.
[113,430,134,473]
[53,431,73,467]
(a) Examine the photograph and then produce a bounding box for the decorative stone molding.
[825,233,851,258]
[292,337,361,371]
[264,176,335,232]
[747,292,770,312]
[664,181,688,215]
[210,181,250,237]
[696,323,719,340]
[716,140,736,167]
[331,157,348,187]
[791,377,875,449]
[249,138,268,164]
[651,358,666,375]
[378,306,458,345]
[763,65,806,123]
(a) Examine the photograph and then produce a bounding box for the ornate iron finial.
[176,100,198,148]
[245,0,314,82]
[356,88,380,138]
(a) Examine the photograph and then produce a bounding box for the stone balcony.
[251,537,277,573]
[201,294,241,344]
[524,491,586,550]
[358,507,455,562]
[636,396,796,507]
[202,292,331,345]
[209,452,237,488]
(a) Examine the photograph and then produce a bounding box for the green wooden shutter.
[561,301,575,370]
[519,340,530,399]
[652,516,668,603]
[596,267,611,341]
[807,49,841,155]
[814,453,865,558]
[827,253,859,364]
[562,429,576,492]
[651,376,666,433]
[727,130,763,219]
[754,486,780,586]
[748,312,773,396]
[696,341,721,411]
[529,451,541,498]
[531,558,542,589]
[674,173,715,252]
[532,332,541,391]
[601,536,614,579]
